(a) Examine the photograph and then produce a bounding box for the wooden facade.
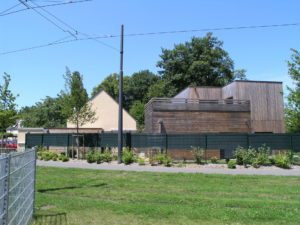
[144,81,285,134]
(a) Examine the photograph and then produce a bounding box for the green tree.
[126,70,159,104]
[20,95,68,128]
[0,73,18,132]
[129,101,145,131]
[91,73,131,109]
[63,69,96,133]
[157,33,244,93]
[285,49,300,132]
[146,79,176,100]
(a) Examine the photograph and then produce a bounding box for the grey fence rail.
[0,149,36,225]
[26,133,300,158]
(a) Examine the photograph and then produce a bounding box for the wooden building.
[144,81,285,134]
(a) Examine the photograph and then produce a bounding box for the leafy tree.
[126,70,159,105]
[63,69,96,133]
[285,49,300,132]
[157,33,244,93]
[146,79,176,100]
[129,101,145,131]
[91,73,131,109]
[0,73,18,132]
[20,95,67,128]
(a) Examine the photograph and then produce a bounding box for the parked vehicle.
[5,139,17,149]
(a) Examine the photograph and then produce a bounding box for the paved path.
[37,160,300,176]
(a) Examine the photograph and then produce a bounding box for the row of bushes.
[37,150,69,162]
[226,145,299,169]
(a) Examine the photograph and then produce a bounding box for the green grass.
[32,166,300,225]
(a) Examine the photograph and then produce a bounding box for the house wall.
[148,111,251,133]
[67,91,136,131]
[235,81,285,133]
[174,87,222,99]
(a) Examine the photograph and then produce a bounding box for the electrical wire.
[0,0,92,17]
[29,0,119,51]
[1,22,300,56]
[0,3,22,15]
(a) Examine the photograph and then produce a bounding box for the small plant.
[192,146,204,164]
[227,160,236,169]
[61,155,69,162]
[273,154,291,169]
[163,155,172,167]
[252,158,260,168]
[210,157,218,164]
[149,156,157,166]
[102,148,113,162]
[156,154,166,164]
[122,149,135,165]
[138,158,146,166]
[235,146,246,165]
[95,152,104,164]
[67,149,77,158]
[86,152,96,163]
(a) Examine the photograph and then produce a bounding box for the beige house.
[67,90,137,131]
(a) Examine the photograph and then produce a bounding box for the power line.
[0,35,112,55]
[18,0,77,38]
[0,3,22,15]
[122,23,300,37]
[28,0,119,51]
[0,0,92,17]
[1,22,300,55]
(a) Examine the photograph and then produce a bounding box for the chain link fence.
[0,148,36,225]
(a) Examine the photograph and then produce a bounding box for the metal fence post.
[32,148,37,218]
[4,154,11,225]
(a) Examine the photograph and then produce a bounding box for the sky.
[1,0,300,109]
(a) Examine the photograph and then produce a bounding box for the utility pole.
[118,25,124,164]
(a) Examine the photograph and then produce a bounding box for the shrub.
[273,154,291,169]
[149,156,157,166]
[227,160,236,169]
[192,147,204,164]
[86,153,96,163]
[156,154,166,164]
[252,158,260,168]
[61,155,69,162]
[210,157,218,164]
[243,148,256,167]
[235,146,246,165]
[95,152,104,164]
[122,150,135,165]
[163,155,172,167]
[138,158,145,166]
[102,148,113,162]
[256,153,270,166]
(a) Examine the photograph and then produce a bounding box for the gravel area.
[37,160,300,176]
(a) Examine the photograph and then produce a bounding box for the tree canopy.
[157,33,241,93]
[0,73,18,132]
[285,49,300,132]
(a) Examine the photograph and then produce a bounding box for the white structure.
[67,91,137,131]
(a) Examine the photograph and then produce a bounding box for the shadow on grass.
[32,212,67,225]
[37,183,107,193]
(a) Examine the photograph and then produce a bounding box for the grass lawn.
[32,166,300,225]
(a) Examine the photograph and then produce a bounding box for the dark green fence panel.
[292,134,300,152]
[249,134,292,149]
[99,133,128,147]
[43,134,69,147]
[167,134,206,149]
[207,134,248,159]
[84,133,99,147]
[25,134,43,147]
[131,133,165,148]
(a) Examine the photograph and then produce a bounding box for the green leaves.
[0,73,18,132]
[157,33,240,92]
[285,49,300,132]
